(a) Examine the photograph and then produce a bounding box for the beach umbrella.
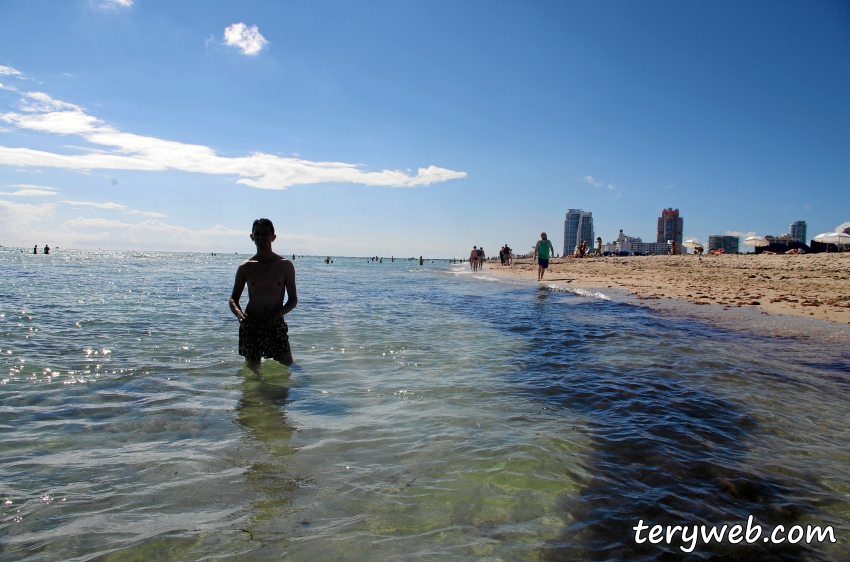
[811,232,850,242]
[822,232,850,245]
[682,239,703,254]
[743,236,769,248]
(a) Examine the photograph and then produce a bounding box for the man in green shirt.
[534,232,555,281]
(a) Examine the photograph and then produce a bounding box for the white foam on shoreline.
[546,284,610,300]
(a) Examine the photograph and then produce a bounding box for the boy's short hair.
[252,218,275,234]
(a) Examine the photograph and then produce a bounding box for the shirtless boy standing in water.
[229,218,298,365]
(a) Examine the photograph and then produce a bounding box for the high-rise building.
[604,229,671,255]
[657,208,684,253]
[790,221,807,243]
[708,235,740,254]
[563,209,594,256]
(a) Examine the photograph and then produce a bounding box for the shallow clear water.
[1,250,848,561]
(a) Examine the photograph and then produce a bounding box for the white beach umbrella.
[812,232,850,252]
[682,239,702,249]
[743,236,769,248]
[822,232,850,245]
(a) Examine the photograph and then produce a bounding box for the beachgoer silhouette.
[230,218,298,366]
[44,245,50,255]
[33,245,38,255]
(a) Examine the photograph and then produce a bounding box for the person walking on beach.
[229,218,298,366]
[469,246,478,271]
[478,246,485,270]
[534,232,555,281]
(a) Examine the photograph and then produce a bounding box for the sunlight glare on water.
[1,249,848,561]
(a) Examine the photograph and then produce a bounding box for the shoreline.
[477,253,850,324]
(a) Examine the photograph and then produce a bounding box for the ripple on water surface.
[0,250,848,561]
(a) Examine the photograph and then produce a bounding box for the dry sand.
[482,253,850,324]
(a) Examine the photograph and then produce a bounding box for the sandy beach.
[484,253,850,324]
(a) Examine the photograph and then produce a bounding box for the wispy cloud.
[90,0,133,9]
[63,217,242,247]
[61,200,167,217]
[583,175,602,187]
[223,23,268,55]
[19,92,81,113]
[725,230,756,238]
[0,91,467,189]
[0,199,56,239]
[0,66,21,76]
[0,184,57,196]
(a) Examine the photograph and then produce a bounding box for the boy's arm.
[229,265,249,323]
[280,261,298,317]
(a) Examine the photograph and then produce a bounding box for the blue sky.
[0,0,848,255]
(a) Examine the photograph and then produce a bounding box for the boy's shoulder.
[239,253,293,272]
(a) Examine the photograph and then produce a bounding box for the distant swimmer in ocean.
[535,232,554,281]
[419,256,424,266]
[33,245,38,255]
[44,244,50,255]
[229,218,298,366]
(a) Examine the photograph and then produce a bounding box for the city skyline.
[0,1,848,255]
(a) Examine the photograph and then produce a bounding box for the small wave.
[547,285,610,300]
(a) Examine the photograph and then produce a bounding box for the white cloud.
[0,91,467,189]
[583,175,602,187]
[63,217,243,248]
[223,23,269,55]
[90,0,133,8]
[0,199,56,241]
[725,230,756,238]
[0,82,18,92]
[19,92,82,113]
[61,200,167,217]
[61,200,127,210]
[126,209,167,217]
[0,66,20,76]
[607,184,614,189]
[835,221,850,233]
[0,184,57,196]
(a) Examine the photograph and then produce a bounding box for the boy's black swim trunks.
[239,317,290,358]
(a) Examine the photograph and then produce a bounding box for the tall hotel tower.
[564,209,594,256]
[657,208,684,253]
[790,221,807,243]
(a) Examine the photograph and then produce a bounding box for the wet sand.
[483,253,850,324]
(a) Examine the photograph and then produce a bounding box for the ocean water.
[1,249,849,561]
